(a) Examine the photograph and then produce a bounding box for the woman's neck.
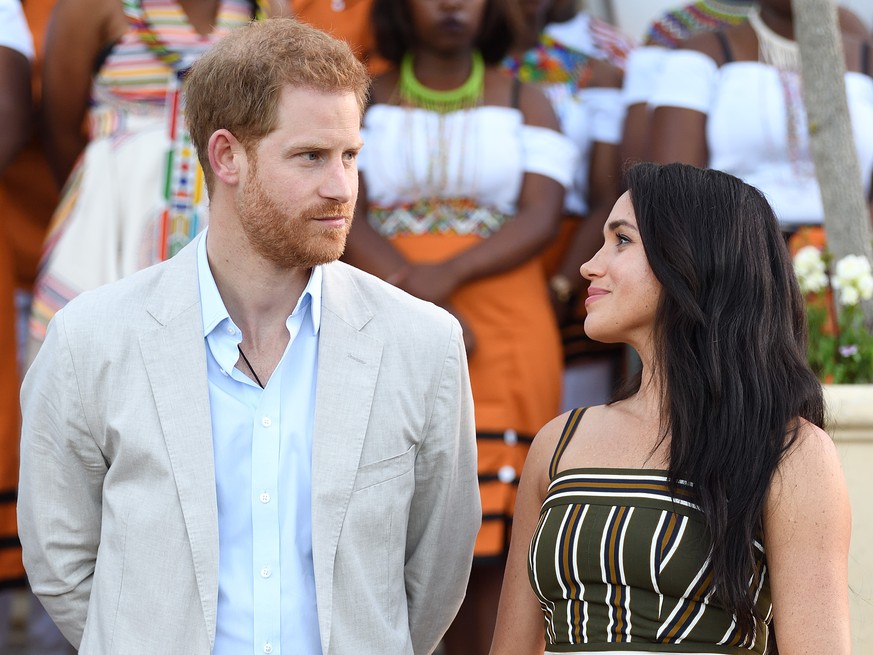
[409,48,476,91]
[513,14,546,53]
[758,3,795,40]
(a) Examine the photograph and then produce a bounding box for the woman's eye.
[617,233,631,245]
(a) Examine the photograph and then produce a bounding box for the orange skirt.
[392,233,562,558]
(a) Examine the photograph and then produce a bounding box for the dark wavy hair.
[371,0,517,65]
[618,162,824,640]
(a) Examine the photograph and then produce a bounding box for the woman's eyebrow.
[606,218,639,232]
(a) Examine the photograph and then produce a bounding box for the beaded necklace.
[398,50,485,114]
[748,5,813,180]
[645,0,751,48]
[748,4,800,72]
[501,34,593,91]
[395,51,483,218]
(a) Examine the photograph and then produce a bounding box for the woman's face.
[407,0,488,54]
[580,192,662,350]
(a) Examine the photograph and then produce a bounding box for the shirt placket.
[252,375,281,655]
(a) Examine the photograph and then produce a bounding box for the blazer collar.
[144,234,203,327]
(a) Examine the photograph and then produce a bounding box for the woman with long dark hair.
[490,162,851,654]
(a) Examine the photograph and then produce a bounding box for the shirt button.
[259,492,271,503]
[503,428,518,445]
[263,643,273,654]
[226,326,236,335]
[261,416,272,428]
[498,465,517,484]
[260,567,271,578]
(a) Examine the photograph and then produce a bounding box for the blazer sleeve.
[404,317,480,654]
[18,309,106,649]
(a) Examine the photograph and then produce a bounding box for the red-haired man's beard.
[236,171,354,270]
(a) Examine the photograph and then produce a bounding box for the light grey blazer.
[18,238,481,654]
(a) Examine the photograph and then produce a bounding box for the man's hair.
[184,18,370,186]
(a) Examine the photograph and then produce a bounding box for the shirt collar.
[197,229,323,339]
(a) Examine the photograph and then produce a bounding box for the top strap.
[510,76,522,109]
[862,40,871,78]
[548,407,588,480]
[714,31,734,65]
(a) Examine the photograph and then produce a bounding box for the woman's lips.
[437,16,465,32]
[585,287,609,306]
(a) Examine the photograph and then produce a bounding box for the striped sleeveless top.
[527,408,773,653]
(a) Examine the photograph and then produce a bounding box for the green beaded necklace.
[398,50,485,113]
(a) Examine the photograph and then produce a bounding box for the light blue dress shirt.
[197,233,323,655]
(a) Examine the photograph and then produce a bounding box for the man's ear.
[208,129,246,186]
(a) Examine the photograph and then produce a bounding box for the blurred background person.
[0,0,38,650]
[27,0,283,358]
[621,0,868,165]
[649,0,873,235]
[504,0,632,410]
[0,0,72,650]
[343,0,578,652]
[290,0,389,74]
[622,0,751,164]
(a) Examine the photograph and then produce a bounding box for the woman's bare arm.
[764,421,851,654]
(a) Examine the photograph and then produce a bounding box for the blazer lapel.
[138,239,219,645]
[311,263,383,653]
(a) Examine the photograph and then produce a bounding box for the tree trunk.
[792,0,873,321]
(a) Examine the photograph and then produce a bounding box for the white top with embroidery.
[359,104,578,234]
[651,49,873,227]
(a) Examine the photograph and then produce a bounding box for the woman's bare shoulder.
[768,418,847,516]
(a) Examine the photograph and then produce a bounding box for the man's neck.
[205,225,311,348]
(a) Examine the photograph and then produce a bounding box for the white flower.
[839,285,861,307]
[793,246,829,294]
[831,254,873,306]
